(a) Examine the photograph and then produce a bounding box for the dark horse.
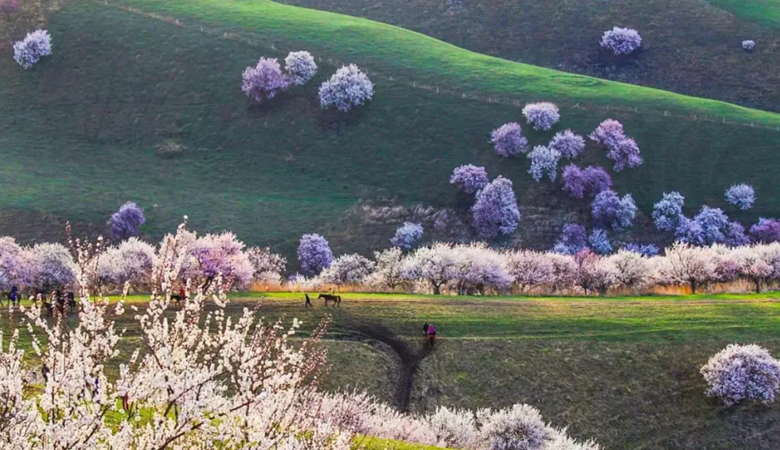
[317,293,341,307]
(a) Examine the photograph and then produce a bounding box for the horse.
[317,293,341,307]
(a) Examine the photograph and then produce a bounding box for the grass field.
[4,292,780,449]
[2,0,780,263]
[281,0,780,113]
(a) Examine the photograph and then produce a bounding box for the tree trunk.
[431,282,441,295]
[755,278,762,293]
[690,279,697,294]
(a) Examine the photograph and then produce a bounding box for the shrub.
[652,192,685,231]
[600,27,642,56]
[284,50,318,85]
[527,146,561,182]
[319,253,375,286]
[477,404,549,450]
[742,40,756,51]
[553,223,587,255]
[319,64,374,112]
[750,218,780,243]
[109,201,146,241]
[591,190,636,231]
[725,184,755,210]
[391,222,424,250]
[701,344,780,406]
[450,165,489,194]
[589,229,612,255]
[549,130,586,159]
[13,29,52,69]
[241,57,289,103]
[472,177,521,238]
[521,102,560,131]
[297,233,334,277]
[561,165,612,199]
[491,122,528,157]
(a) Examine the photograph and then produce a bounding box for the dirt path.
[340,315,433,411]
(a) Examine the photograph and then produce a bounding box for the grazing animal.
[317,293,341,307]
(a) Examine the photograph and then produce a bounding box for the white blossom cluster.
[316,392,600,450]
[742,40,756,51]
[527,145,562,182]
[599,27,642,56]
[284,50,318,85]
[319,64,374,112]
[13,29,52,69]
[701,344,780,406]
[522,102,561,131]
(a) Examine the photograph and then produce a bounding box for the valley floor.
[5,292,780,449]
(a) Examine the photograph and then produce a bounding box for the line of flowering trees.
[0,224,287,295]
[295,240,780,296]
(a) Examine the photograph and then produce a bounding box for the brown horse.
[317,293,341,307]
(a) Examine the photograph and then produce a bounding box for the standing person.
[305,293,313,308]
[427,323,437,347]
[9,285,18,306]
[423,322,429,335]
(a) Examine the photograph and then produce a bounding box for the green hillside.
[1,0,780,262]
[282,0,780,112]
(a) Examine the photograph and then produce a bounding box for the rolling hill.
[281,0,780,112]
[1,0,780,264]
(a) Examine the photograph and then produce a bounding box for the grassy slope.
[6,293,780,449]
[3,0,780,261]
[280,0,780,112]
[706,0,780,28]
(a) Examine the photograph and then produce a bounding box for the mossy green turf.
[2,0,780,259]
[5,292,780,448]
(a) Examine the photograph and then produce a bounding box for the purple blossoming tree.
[553,223,588,255]
[750,218,780,243]
[450,165,489,194]
[725,184,756,210]
[652,192,685,232]
[561,165,612,199]
[724,221,750,247]
[491,122,528,157]
[521,102,560,131]
[600,27,642,56]
[471,177,521,238]
[694,206,729,245]
[548,130,586,159]
[589,119,625,148]
[527,146,561,182]
[391,222,424,251]
[0,237,33,290]
[607,137,643,172]
[109,201,146,241]
[297,233,334,276]
[241,57,289,104]
[589,228,612,255]
[591,190,637,231]
[319,64,374,112]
